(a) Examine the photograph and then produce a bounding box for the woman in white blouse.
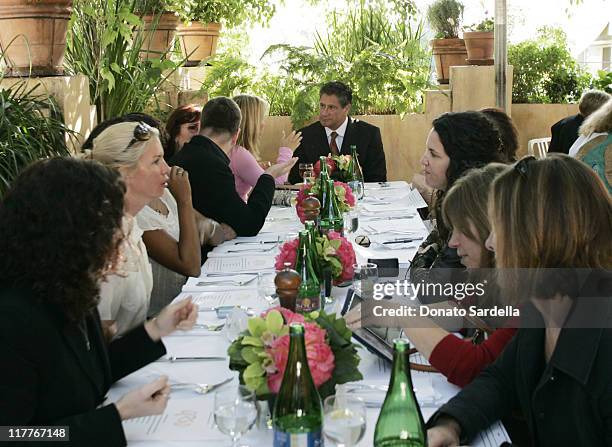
[87,121,171,336]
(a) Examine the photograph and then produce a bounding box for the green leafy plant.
[65,0,185,122]
[508,27,592,103]
[465,17,493,32]
[426,0,464,39]
[176,0,276,27]
[0,75,74,197]
[591,70,612,94]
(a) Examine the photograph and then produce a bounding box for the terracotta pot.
[0,0,72,77]
[141,12,179,60]
[463,31,494,65]
[176,22,221,66]
[431,38,468,84]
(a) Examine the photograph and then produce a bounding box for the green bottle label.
[273,430,322,447]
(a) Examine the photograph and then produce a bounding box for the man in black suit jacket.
[289,81,387,184]
[549,89,610,154]
[171,97,296,237]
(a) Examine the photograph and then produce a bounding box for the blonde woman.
[570,97,612,193]
[428,154,612,446]
[230,94,302,201]
[86,121,171,336]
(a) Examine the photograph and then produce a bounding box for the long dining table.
[108,181,511,446]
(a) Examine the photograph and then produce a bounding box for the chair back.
[527,137,551,159]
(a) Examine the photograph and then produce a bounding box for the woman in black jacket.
[0,158,197,446]
[427,154,612,446]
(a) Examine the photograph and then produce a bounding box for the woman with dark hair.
[411,111,504,276]
[165,104,201,160]
[480,107,519,162]
[0,157,197,446]
[428,155,612,446]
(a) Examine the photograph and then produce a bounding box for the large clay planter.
[464,31,494,65]
[176,22,221,66]
[141,12,179,60]
[0,0,72,77]
[431,38,468,84]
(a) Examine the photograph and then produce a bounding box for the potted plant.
[138,0,180,60]
[463,16,494,65]
[176,0,275,66]
[0,0,73,76]
[426,0,467,84]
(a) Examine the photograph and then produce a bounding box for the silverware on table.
[171,377,233,394]
[159,356,227,363]
[196,276,257,287]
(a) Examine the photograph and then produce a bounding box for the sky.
[243,0,610,63]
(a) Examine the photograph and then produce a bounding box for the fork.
[171,377,233,394]
[226,245,277,253]
[196,277,257,287]
[193,323,225,331]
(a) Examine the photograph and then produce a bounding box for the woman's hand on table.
[145,297,198,341]
[115,376,170,420]
[279,130,302,151]
[427,418,461,447]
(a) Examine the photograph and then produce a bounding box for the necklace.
[78,319,91,351]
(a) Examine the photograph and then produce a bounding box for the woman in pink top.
[230,94,302,201]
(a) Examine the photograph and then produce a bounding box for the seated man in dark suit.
[549,89,610,154]
[171,96,296,236]
[288,81,387,183]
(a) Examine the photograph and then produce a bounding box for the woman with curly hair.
[0,157,197,446]
[411,111,504,280]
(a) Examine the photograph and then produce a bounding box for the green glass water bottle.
[347,145,365,200]
[374,338,427,447]
[319,179,344,235]
[273,323,323,447]
[295,231,321,313]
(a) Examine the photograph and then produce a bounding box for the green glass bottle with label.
[347,145,365,200]
[295,230,321,313]
[319,179,344,235]
[273,323,323,447]
[374,338,427,447]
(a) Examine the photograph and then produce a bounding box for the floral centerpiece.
[275,231,356,285]
[227,306,362,400]
[295,181,356,224]
[313,154,353,181]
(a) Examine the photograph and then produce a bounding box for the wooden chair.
[527,137,551,159]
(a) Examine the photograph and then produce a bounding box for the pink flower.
[336,181,356,207]
[313,158,336,177]
[267,322,335,393]
[274,238,300,271]
[261,306,305,325]
[327,231,356,283]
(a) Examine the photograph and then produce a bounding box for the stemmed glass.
[214,385,258,446]
[352,263,379,300]
[299,163,315,184]
[323,395,367,447]
[343,209,359,235]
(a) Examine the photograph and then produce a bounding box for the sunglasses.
[514,155,536,177]
[125,122,152,151]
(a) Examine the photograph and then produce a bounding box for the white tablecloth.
[109,182,509,446]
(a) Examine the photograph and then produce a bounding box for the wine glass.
[352,263,379,300]
[214,385,258,447]
[323,395,367,447]
[299,163,315,184]
[343,209,359,234]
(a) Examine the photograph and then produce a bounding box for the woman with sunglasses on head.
[86,121,198,335]
[428,154,612,447]
[347,164,517,387]
[165,104,201,161]
[0,158,197,446]
[230,94,302,201]
[410,111,505,291]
